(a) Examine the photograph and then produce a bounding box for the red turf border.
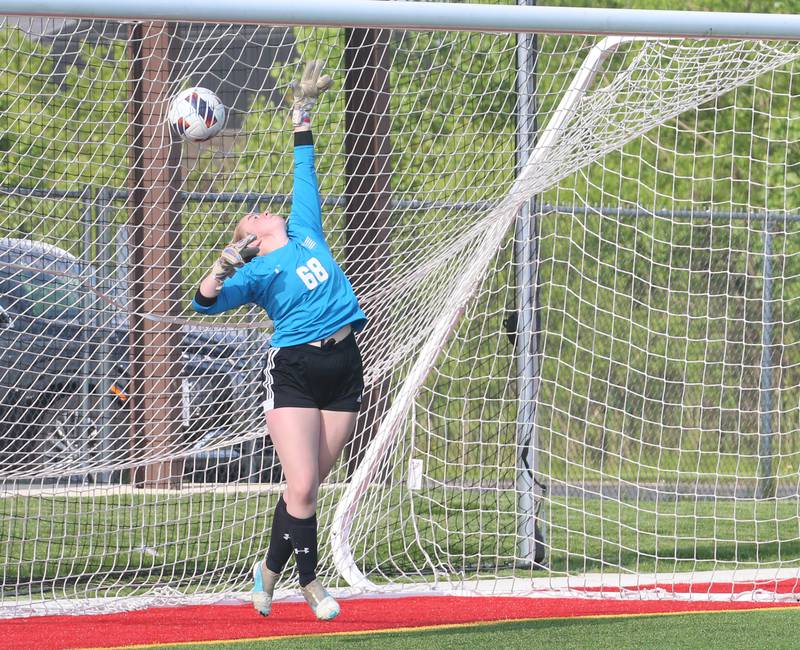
[2,595,799,650]
[575,577,800,594]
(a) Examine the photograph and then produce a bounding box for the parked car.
[0,237,277,483]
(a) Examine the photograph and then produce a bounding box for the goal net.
[3,5,800,617]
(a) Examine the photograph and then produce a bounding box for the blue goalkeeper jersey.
[191,138,367,347]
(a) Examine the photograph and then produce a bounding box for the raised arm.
[287,130,323,238]
[287,60,332,240]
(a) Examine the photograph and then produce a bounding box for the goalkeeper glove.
[290,60,333,127]
[211,234,259,289]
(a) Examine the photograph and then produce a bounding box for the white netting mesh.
[3,11,800,618]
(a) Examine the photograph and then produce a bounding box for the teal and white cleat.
[251,560,279,617]
[300,579,340,620]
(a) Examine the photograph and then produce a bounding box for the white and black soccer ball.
[168,87,226,143]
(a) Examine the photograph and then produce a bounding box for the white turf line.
[327,569,800,602]
[0,483,351,497]
[3,569,799,618]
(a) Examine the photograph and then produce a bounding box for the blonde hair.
[232,217,248,244]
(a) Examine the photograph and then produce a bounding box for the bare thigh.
[318,410,358,482]
[266,407,320,518]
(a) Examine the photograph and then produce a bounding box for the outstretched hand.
[211,234,259,288]
[291,60,333,127]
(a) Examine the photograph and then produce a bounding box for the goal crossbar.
[3,0,800,40]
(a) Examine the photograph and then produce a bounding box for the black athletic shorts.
[262,331,364,413]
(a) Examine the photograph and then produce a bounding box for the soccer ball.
[168,87,226,143]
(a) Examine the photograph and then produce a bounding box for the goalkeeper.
[192,61,367,621]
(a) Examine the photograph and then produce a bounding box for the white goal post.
[3,0,800,618]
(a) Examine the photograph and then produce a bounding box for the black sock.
[285,510,318,587]
[265,495,294,574]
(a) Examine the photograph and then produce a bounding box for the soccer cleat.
[300,579,340,620]
[251,560,279,617]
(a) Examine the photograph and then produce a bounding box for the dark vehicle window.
[4,268,84,321]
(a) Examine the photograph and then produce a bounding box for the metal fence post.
[96,187,116,483]
[515,0,544,565]
[80,184,95,479]
[757,215,776,499]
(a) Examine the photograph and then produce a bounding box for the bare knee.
[284,477,319,517]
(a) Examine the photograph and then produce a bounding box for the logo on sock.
[295,547,311,554]
[283,533,291,541]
